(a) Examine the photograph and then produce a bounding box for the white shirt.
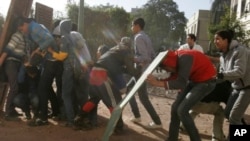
[178,43,204,53]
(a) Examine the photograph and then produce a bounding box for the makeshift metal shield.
[102,50,168,141]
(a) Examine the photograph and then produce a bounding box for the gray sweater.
[219,40,250,89]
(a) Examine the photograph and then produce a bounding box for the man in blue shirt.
[129,17,162,128]
[17,17,61,126]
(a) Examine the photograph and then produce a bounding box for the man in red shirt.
[147,50,216,141]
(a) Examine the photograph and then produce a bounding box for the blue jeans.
[167,80,216,141]
[13,93,39,113]
[62,67,89,123]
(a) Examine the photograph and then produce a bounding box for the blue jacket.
[28,21,58,60]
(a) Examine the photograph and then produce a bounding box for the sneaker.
[25,112,31,120]
[28,118,48,127]
[130,117,141,123]
[63,122,75,128]
[145,122,162,129]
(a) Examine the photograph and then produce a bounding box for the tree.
[132,0,186,51]
[65,3,131,60]
[66,1,79,24]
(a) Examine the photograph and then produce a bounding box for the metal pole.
[78,0,84,35]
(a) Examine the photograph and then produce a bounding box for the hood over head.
[59,19,72,36]
[52,25,60,36]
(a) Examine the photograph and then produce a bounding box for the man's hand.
[146,73,165,87]
[47,47,54,54]
[31,48,41,58]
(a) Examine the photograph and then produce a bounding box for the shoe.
[63,122,75,128]
[145,122,162,129]
[28,118,48,127]
[73,122,93,131]
[73,116,92,130]
[25,112,31,120]
[48,113,59,118]
[130,117,141,123]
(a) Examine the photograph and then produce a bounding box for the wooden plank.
[102,51,168,141]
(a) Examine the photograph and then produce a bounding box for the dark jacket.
[95,43,139,78]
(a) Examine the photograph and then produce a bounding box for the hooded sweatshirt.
[219,40,250,89]
[59,20,77,69]
[59,19,92,77]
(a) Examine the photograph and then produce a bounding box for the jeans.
[167,80,216,141]
[129,82,161,124]
[62,67,89,123]
[13,93,39,114]
[4,60,21,115]
[187,102,225,140]
[224,88,250,124]
[91,80,124,129]
[38,60,61,121]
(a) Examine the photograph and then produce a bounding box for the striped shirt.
[5,31,26,62]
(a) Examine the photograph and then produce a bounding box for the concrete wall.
[186,10,211,52]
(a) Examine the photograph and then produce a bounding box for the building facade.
[231,0,250,31]
[185,10,210,52]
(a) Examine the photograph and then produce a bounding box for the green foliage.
[64,0,186,58]
[66,2,79,24]
[65,3,131,60]
[131,0,186,51]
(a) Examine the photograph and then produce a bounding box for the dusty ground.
[0,85,250,141]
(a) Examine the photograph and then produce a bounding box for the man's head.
[52,25,61,45]
[161,50,178,73]
[131,17,145,34]
[214,29,234,52]
[16,17,33,34]
[186,33,196,47]
[59,19,72,36]
[120,36,131,48]
[97,45,109,59]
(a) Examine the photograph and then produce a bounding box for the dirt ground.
[0,85,250,141]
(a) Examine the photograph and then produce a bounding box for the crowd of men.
[0,16,249,141]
